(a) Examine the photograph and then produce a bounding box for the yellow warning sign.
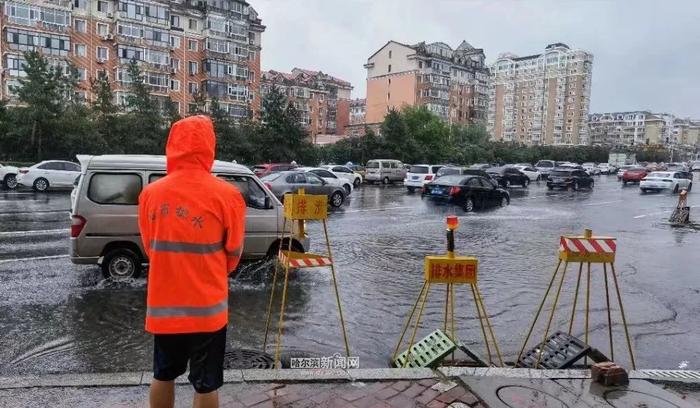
[283,193,328,220]
[424,256,478,284]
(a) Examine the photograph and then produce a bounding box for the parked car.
[666,163,688,172]
[253,163,297,178]
[582,163,601,175]
[70,155,309,280]
[678,171,694,181]
[422,174,510,212]
[622,167,648,185]
[297,167,354,196]
[645,162,665,172]
[546,168,595,190]
[262,171,346,208]
[0,163,19,190]
[616,165,636,180]
[16,160,81,191]
[436,166,492,180]
[597,163,614,175]
[469,163,491,170]
[535,160,557,179]
[320,165,363,187]
[691,161,700,172]
[365,159,406,184]
[640,171,692,193]
[513,165,542,181]
[403,164,444,192]
[487,167,530,188]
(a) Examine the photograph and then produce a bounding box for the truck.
[608,152,636,167]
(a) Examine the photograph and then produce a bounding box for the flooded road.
[1,175,699,375]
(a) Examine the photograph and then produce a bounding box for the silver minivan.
[70,155,309,280]
[365,159,406,184]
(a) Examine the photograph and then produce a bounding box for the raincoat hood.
[166,115,216,174]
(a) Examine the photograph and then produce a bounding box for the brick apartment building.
[0,0,264,119]
[364,40,489,127]
[488,43,593,145]
[261,67,352,140]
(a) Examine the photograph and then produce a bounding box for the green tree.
[259,85,311,162]
[122,59,166,154]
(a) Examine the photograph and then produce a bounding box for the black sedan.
[546,168,594,190]
[422,175,510,212]
[487,167,530,188]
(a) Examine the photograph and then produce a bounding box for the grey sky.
[254,0,700,118]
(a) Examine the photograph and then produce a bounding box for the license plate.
[412,176,420,180]
[433,188,445,195]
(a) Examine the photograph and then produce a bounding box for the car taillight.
[448,186,461,196]
[425,175,434,181]
[71,215,86,238]
[19,169,29,174]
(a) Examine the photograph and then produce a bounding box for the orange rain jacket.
[138,115,246,334]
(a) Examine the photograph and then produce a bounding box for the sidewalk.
[1,368,699,407]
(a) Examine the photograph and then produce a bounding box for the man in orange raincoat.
[139,115,246,408]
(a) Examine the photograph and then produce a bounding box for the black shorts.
[153,326,227,394]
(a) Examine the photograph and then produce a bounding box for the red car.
[622,167,648,185]
[252,163,297,178]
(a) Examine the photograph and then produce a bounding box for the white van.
[70,155,309,280]
[403,164,443,192]
[365,159,406,184]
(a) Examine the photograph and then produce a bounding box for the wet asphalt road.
[1,175,699,375]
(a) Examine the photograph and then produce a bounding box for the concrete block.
[347,368,437,382]
[242,369,351,383]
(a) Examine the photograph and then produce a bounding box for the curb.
[2,368,699,390]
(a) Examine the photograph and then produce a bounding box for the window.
[188,39,198,51]
[96,23,109,36]
[171,58,180,71]
[388,50,392,59]
[97,1,108,12]
[306,173,323,185]
[388,64,392,73]
[75,44,86,57]
[88,173,143,205]
[170,79,180,91]
[188,81,198,94]
[188,18,198,30]
[171,15,180,28]
[188,61,198,75]
[188,103,197,113]
[97,47,108,61]
[170,35,181,49]
[74,0,87,9]
[77,67,87,81]
[74,19,86,33]
[218,176,269,209]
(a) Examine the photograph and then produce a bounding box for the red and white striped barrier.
[560,237,616,254]
[279,251,333,268]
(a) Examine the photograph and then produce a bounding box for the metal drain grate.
[517,331,590,369]
[393,329,456,368]
[635,369,700,383]
[223,349,274,369]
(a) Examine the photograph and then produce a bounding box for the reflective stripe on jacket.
[138,115,246,334]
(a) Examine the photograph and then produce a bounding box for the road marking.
[634,211,668,219]
[0,254,69,264]
[343,206,415,214]
[582,200,623,206]
[0,228,68,237]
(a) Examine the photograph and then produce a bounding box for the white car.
[640,171,692,194]
[597,163,614,175]
[0,163,19,190]
[320,165,363,187]
[298,167,354,196]
[691,161,700,172]
[16,160,81,191]
[616,165,635,180]
[582,163,601,175]
[404,164,444,192]
[513,165,542,181]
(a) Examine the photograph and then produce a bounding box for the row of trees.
[0,51,670,167]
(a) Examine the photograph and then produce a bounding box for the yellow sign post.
[262,190,350,368]
[516,229,636,369]
[393,216,503,368]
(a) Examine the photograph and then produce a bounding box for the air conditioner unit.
[106,34,114,41]
[107,12,113,18]
[97,58,106,64]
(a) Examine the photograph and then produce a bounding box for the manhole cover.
[497,385,570,408]
[603,390,682,408]
[223,349,274,369]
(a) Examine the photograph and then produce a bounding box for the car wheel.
[589,181,594,189]
[572,181,579,191]
[33,177,49,192]
[382,177,390,185]
[101,248,142,281]
[407,186,416,193]
[523,178,530,187]
[536,175,541,182]
[673,184,679,194]
[463,197,474,213]
[3,174,18,190]
[353,178,361,188]
[500,196,509,207]
[330,191,344,208]
[343,184,352,196]
[641,188,647,194]
[688,183,692,192]
[505,180,511,188]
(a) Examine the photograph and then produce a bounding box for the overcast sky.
[254,0,700,118]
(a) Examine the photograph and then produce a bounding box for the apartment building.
[488,43,593,145]
[588,111,700,147]
[1,0,264,119]
[261,67,353,138]
[364,40,489,126]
